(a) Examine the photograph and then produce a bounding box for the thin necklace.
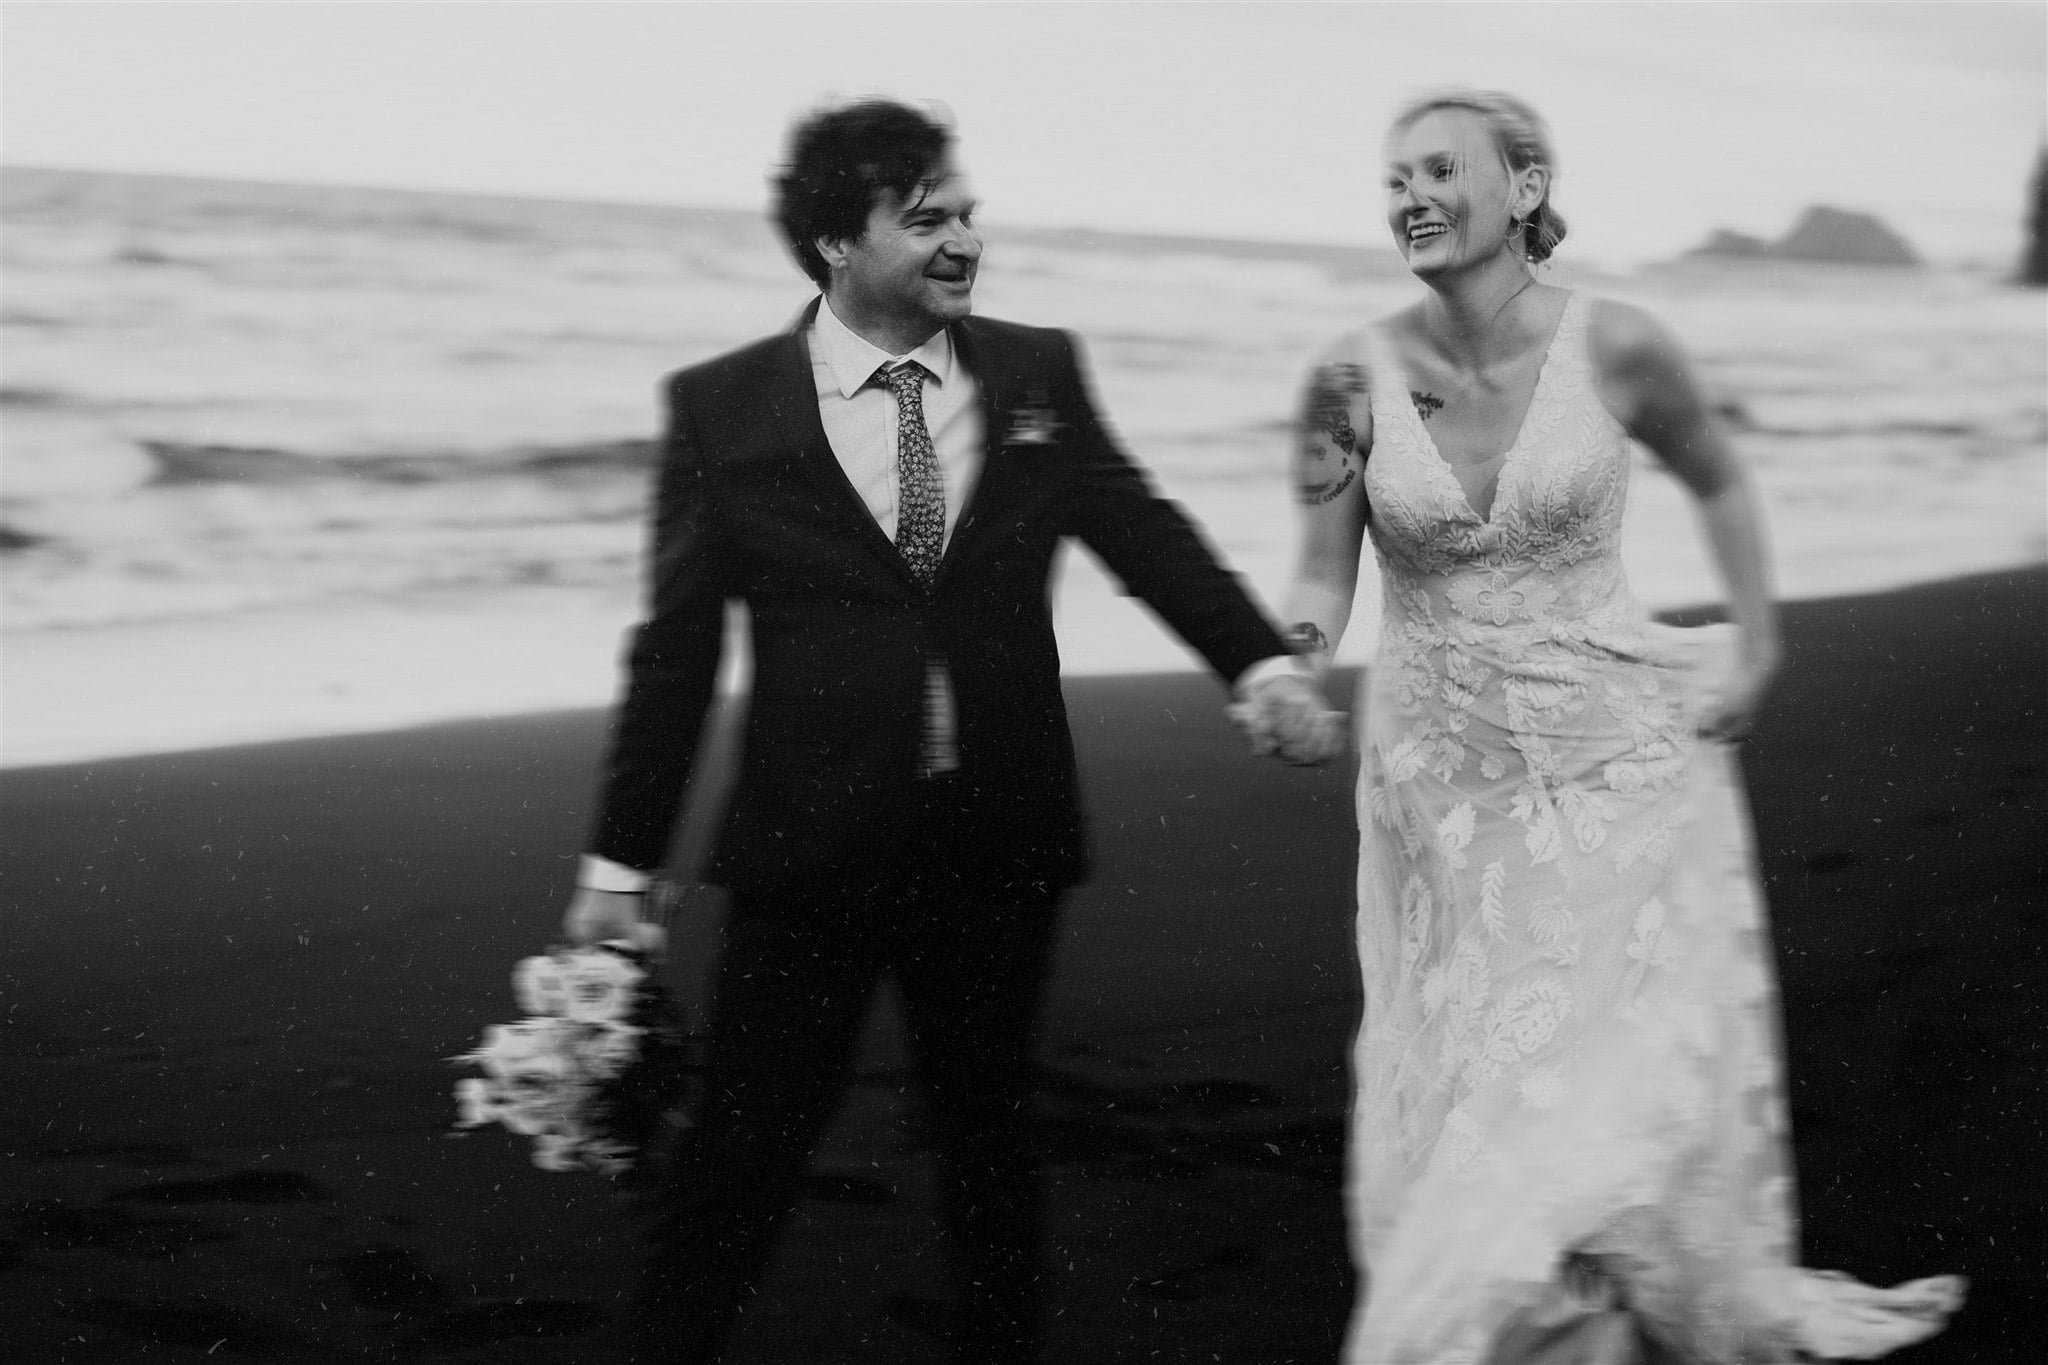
[1486,275,1540,337]
[1429,275,1540,371]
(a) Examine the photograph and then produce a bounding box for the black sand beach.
[3,568,2043,1363]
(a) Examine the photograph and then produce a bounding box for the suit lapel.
[766,300,921,590]
[940,318,1028,583]
[762,308,1044,592]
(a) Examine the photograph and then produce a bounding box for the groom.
[565,99,1335,1363]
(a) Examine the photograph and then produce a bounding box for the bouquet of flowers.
[451,937,698,1178]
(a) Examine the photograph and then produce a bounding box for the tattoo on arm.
[1410,390,1444,421]
[1297,362,1369,505]
[1309,362,1368,451]
[1301,468,1356,505]
[1283,622,1331,657]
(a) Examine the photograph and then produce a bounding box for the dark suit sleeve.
[1054,331,1287,686]
[587,373,731,871]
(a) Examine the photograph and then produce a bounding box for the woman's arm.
[1279,346,1376,681]
[1228,344,1375,765]
[1232,345,1375,764]
[1593,300,1781,739]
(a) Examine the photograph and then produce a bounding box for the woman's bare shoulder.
[1581,296,1726,449]
[1309,305,1416,392]
[1585,296,1685,373]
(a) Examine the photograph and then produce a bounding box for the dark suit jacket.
[590,303,1284,902]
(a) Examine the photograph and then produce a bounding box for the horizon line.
[4,161,2010,275]
[0,159,1405,267]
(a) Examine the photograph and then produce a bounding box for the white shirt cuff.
[1233,654,1311,703]
[578,854,651,894]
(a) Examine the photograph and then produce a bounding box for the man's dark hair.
[773,100,953,289]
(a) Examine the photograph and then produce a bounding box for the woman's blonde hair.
[1389,89,1568,264]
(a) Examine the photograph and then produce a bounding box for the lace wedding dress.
[1342,293,1962,1363]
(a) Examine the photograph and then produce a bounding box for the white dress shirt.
[809,294,984,546]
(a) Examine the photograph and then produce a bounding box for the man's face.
[822,158,981,345]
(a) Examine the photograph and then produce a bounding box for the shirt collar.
[813,296,955,399]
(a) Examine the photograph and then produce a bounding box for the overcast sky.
[4,2,2042,267]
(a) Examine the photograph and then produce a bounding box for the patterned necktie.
[878,361,945,586]
[875,361,957,775]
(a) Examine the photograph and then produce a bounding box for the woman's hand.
[1232,673,1348,765]
[1595,299,1781,748]
[1697,648,1779,744]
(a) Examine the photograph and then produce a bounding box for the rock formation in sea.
[1690,229,1773,258]
[1773,206,1921,266]
[1683,206,1921,267]
[2021,142,2048,287]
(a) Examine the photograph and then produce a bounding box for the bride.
[1264,90,1964,1362]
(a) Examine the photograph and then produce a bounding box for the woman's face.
[1384,108,1525,276]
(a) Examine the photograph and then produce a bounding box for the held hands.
[1230,672,1347,766]
[562,886,667,955]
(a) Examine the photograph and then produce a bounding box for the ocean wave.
[139,438,655,486]
[114,243,202,268]
[0,519,643,631]
[2,388,266,418]
[0,385,76,409]
[1739,417,1996,439]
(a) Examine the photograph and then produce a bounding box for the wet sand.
[3,567,2042,1362]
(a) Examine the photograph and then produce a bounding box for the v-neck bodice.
[1398,295,1577,524]
[1356,292,1638,633]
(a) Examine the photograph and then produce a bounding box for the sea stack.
[2022,143,2048,287]
[1681,206,1922,267]
[1771,206,1921,267]
[1688,229,1772,259]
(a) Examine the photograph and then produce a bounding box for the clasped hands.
[1230,671,1347,766]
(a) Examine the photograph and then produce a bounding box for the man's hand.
[562,886,664,954]
[1230,673,1347,766]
